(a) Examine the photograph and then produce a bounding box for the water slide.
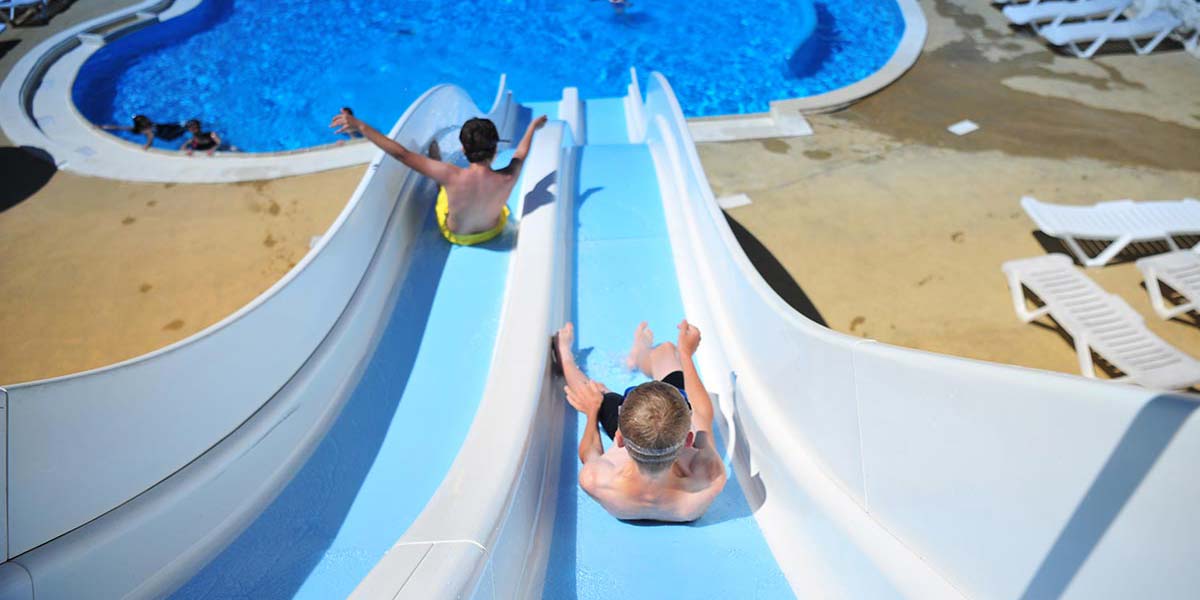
[2,70,1199,600]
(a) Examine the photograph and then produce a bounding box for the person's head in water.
[617,381,693,475]
[459,117,499,164]
[185,119,203,133]
[132,114,153,133]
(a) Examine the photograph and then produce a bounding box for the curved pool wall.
[0,0,915,181]
[71,0,826,152]
[0,0,376,183]
[0,80,529,599]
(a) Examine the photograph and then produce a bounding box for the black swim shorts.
[597,371,687,440]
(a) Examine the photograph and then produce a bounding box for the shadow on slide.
[171,226,452,599]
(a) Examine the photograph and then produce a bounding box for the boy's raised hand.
[677,319,701,356]
[565,380,605,417]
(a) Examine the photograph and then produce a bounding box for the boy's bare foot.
[626,321,653,371]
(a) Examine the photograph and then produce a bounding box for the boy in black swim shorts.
[551,319,726,522]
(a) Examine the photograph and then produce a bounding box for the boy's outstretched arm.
[566,380,607,465]
[499,115,548,177]
[677,320,715,436]
[331,109,456,185]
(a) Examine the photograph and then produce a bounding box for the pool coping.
[0,0,374,183]
[0,0,926,182]
[687,0,928,141]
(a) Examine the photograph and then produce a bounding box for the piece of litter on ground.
[716,193,752,209]
[948,120,980,136]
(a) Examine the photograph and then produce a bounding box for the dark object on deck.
[0,146,57,213]
[723,209,829,327]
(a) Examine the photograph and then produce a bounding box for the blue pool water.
[73,0,903,152]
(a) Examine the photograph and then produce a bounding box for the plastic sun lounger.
[1039,8,1182,57]
[1136,249,1200,319]
[0,0,46,27]
[1021,196,1200,268]
[1003,253,1200,390]
[1003,0,1130,30]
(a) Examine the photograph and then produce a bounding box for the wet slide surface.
[543,131,793,596]
[172,152,523,600]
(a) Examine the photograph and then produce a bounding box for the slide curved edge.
[349,122,575,600]
[644,69,1200,600]
[0,85,517,599]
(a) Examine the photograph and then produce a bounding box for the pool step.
[688,103,814,142]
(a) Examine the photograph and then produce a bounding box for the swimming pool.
[72,0,903,152]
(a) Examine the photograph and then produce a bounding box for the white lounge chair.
[1021,196,1200,267]
[1136,249,1200,319]
[0,0,46,30]
[1003,0,1130,30]
[1039,8,1182,57]
[1003,253,1200,389]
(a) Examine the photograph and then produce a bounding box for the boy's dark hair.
[132,115,152,131]
[185,119,201,130]
[459,118,499,164]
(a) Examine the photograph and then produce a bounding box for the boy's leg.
[557,322,622,439]
[627,321,683,380]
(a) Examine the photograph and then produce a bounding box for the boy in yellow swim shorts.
[332,108,548,246]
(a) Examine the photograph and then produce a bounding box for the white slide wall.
[639,70,1200,599]
[350,120,576,600]
[0,80,522,599]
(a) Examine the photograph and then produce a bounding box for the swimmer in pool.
[331,108,548,246]
[552,320,727,522]
[101,115,187,150]
[181,119,225,156]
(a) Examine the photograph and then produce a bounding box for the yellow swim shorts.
[436,187,509,246]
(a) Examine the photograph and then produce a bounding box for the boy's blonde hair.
[619,381,692,474]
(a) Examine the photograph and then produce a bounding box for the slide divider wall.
[0,82,520,600]
[350,121,575,600]
[638,70,1200,599]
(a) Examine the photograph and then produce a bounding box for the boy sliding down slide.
[553,320,727,522]
[331,108,547,246]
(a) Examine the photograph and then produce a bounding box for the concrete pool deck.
[701,0,1200,376]
[2,0,1198,384]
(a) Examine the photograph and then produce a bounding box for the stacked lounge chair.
[1020,196,1200,267]
[1003,253,1200,389]
[997,0,1197,58]
[1040,7,1183,57]
[0,0,47,31]
[1003,0,1131,32]
[1136,249,1200,319]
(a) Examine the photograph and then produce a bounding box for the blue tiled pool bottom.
[544,142,793,598]
[170,154,521,600]
[73,0,902,151]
